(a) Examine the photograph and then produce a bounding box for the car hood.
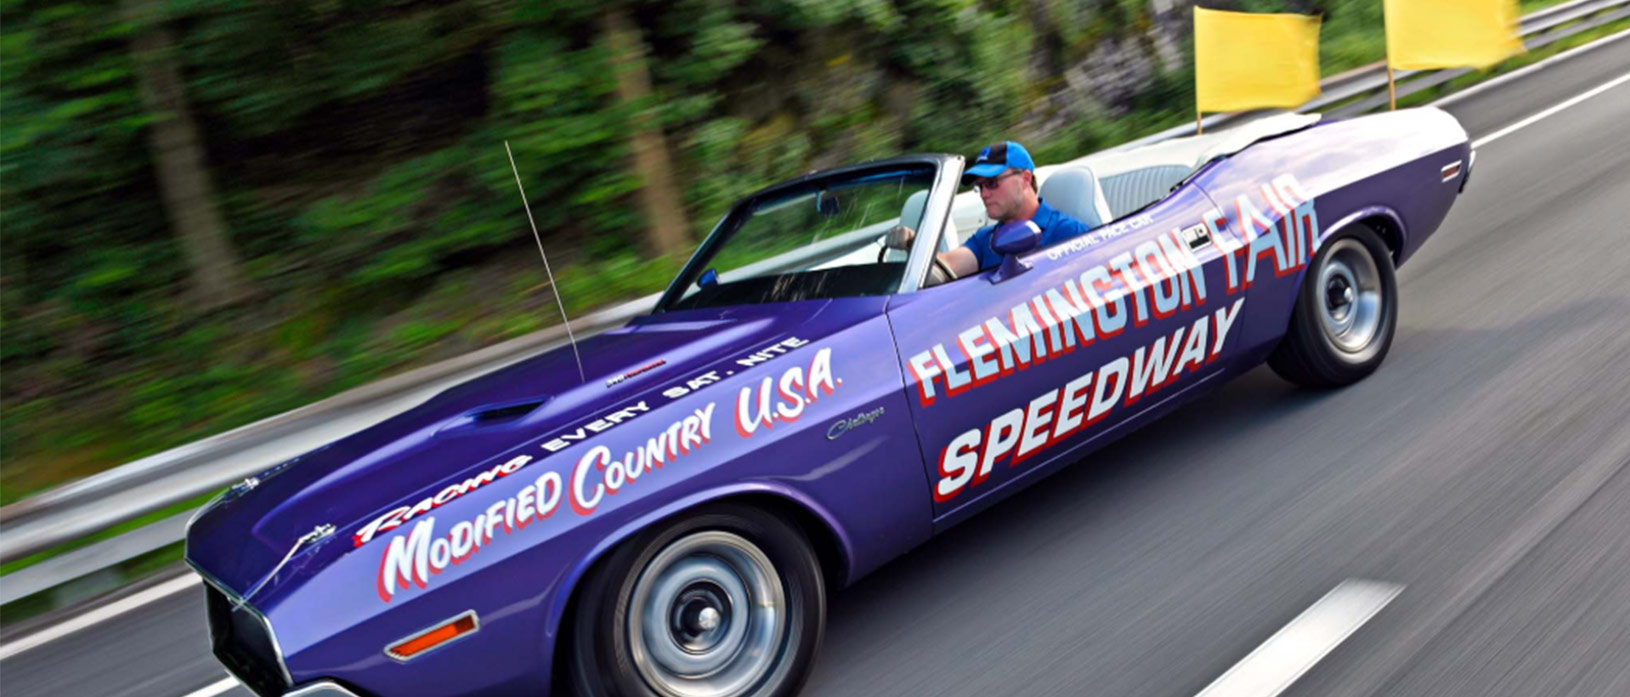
[184,298,864,599]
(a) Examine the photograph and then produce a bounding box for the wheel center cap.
[670,584,732,653]
[1327,278,1354,310]
[677,599,719,635]
[696,607,721,631]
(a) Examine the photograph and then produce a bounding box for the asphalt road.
[4,33,1628,697]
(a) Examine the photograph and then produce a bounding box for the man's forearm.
[940,247,978,278]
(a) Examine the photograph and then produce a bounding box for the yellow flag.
[1194,7,1322,114]
[1386,0,1524,70]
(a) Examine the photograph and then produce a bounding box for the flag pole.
[1387,65,1397,110]
[1192,7,1203,135]
[1384,18,1397,111]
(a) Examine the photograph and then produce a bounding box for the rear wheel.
[1268,224,1398,387]
[568,504,825,697]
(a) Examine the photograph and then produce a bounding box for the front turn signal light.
[385,610,479,661]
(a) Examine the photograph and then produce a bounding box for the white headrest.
[899,189,928,231]
[1039,167,1112,229]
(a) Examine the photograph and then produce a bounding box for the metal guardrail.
[0,292,660,565]
[3,0,1627,606]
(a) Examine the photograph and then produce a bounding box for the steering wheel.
[929,256,957,285]
[880,239,951,283]
[878,231,956,285]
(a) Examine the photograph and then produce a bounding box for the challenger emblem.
[827,407,884,440]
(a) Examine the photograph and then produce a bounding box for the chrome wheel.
[627,531,787,697]
[1315,238,1386,363]
[1267,224,1397,388]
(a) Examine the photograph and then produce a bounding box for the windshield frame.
[653,154,965,313]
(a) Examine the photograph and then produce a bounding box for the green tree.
[603,4,691,260]
[122,0,250,308]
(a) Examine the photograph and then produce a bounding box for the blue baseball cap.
[964,141,1036,181]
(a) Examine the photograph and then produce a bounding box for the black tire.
[1267,224,1398,388]
[567,504,825,697]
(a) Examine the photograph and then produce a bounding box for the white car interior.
[942,112,1322,242]
[823,111,1322,275]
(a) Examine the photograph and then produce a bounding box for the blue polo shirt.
[962,199,1092,271]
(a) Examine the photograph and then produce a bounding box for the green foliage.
[1,0,1558,502]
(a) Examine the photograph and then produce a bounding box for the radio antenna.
[505,141,586,383]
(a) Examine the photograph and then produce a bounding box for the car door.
[887,174,1248,523]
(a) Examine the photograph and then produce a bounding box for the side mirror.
[990,220,1040,283]
[816,191,840,217]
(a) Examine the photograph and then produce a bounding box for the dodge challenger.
[186,107,1472,697]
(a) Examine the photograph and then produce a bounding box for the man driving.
[888,141,1091,281]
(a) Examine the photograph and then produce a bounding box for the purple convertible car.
[187,107,1472,697]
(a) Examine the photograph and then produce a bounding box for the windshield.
[658,163,938,312]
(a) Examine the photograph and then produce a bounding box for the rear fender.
[1271,205,1406,342]
[1289,204,1408,292]
[1324,206,1408,263]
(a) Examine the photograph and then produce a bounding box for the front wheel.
[568,504,825,697]
[1268,224,1398,387]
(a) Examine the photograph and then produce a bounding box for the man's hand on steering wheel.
[886,225,915,250]
[878,225,915,262]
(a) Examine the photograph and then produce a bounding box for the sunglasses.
[970,170,1022,192]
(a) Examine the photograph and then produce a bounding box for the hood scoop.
[435,398,549,436]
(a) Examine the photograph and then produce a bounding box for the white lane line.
[0,572,199,661]
[179,675,242,697]
[1472,71,1630,148]
[1194,579,1404,697]
[1434,29,1630,108]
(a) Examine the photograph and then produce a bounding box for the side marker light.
[1440,160,1463,182]
[385,610,479,661]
